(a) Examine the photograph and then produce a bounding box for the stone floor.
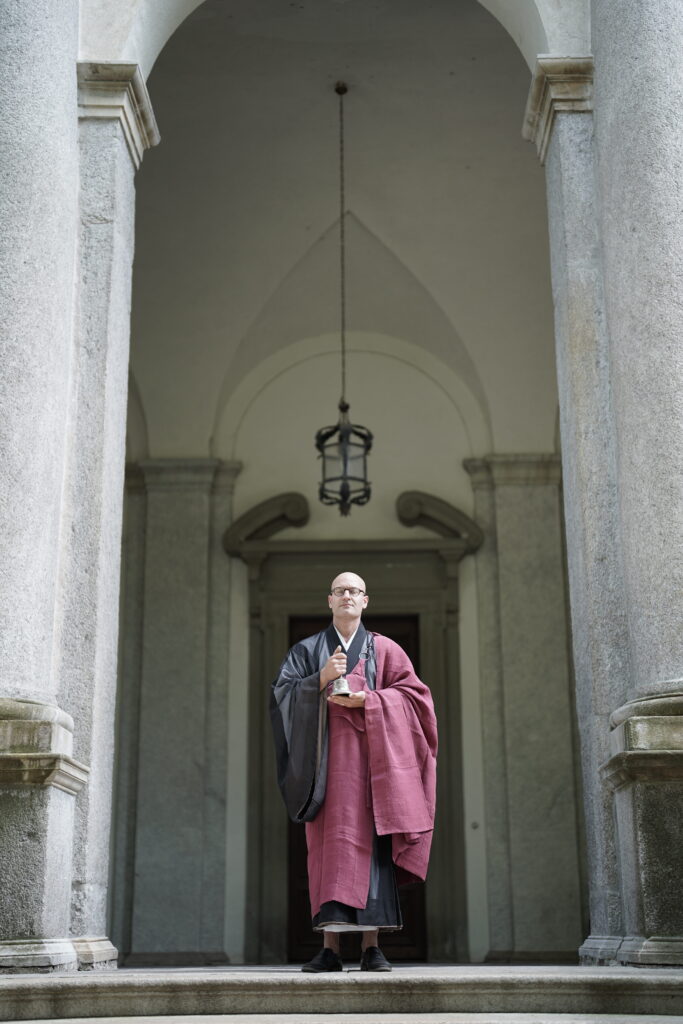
[1,967,683,1022]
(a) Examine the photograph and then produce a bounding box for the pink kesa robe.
[305,633,437,917]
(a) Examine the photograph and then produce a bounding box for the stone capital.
[523,56,594,164]
[213,460,243,496]
[78,62,160,170]
[464,454,562,489]
[140,458,221,493]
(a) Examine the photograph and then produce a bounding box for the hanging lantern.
[315,400,373,516]
[314,82,373,516]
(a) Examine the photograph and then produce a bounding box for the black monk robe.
[270,623,375,822]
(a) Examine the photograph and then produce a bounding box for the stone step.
[1,966,682,1021]
[6,1015,681,1024]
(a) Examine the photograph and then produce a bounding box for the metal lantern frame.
[315,400,373,516]
[314,82,373,516]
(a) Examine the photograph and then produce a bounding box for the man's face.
[328,572,369,617]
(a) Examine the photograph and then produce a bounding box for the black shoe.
[360,946,392,971]
[301,947,344,972]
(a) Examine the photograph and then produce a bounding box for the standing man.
[270,571,437,972]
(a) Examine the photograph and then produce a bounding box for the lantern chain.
[336,81,347,408]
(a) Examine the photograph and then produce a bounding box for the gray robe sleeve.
[269,636,329,822]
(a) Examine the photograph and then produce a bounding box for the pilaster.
[128,458,231,964]
[524,49,633,963]
[465,455,584,961]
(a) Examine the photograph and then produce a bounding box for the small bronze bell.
[331,674,352,698]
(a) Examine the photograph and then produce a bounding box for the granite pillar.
[592,1,683,703]
[524,57,630,963]
[0,0,80,972]
[592,4,683,964]
[0,0,77,704]
[49,64,159,970]
[525,35,683,964]
[465,455,584,961]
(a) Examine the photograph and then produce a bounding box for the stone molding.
[0,753,89,795]
[523,56,594,164]
[616,935,683,968]
[464,454,562,488]
[77,62,160,170]
[602,693,683,790]
[578,935,623,966]
[213,460,243,496]
[396,490,483,554]
[0,698,74,754]
[610,691,683,728]
[71,937,118,969]
[610,716,683,756]
[0,698,74,756]
[140,458,220,493]
[124,462,146,495]
[0,699,89,794]
[0,938,77,972]
[223,492,310,555]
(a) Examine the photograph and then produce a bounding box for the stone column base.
[578,934,623,965]
[601,693,683,966]
[0,939,77,972]
[72,937,118,970]
[617,935,683,966]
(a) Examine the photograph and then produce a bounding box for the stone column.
[590,2,683,965]
[592,2,683,703]
[464,455,584,961]
[48,64,159,970]
[0,0,81,972]
[0,1,78,704]
[525,35,683,964]
[523,57,630,963]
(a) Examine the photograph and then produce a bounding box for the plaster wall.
[126,0,559,461]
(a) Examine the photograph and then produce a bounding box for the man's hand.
[320,645,347,688]
[328,691,366,709]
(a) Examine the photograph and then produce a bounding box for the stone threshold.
[1,966,683,1020]
[4,1015,681,1024]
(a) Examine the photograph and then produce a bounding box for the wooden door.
[287,614,427,963]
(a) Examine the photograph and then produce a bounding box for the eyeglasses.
[330,587,365,597]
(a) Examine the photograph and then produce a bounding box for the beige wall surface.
[127,0,559,482]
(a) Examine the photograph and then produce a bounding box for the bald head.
[328,571,369,630]
[330,571,366,594]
